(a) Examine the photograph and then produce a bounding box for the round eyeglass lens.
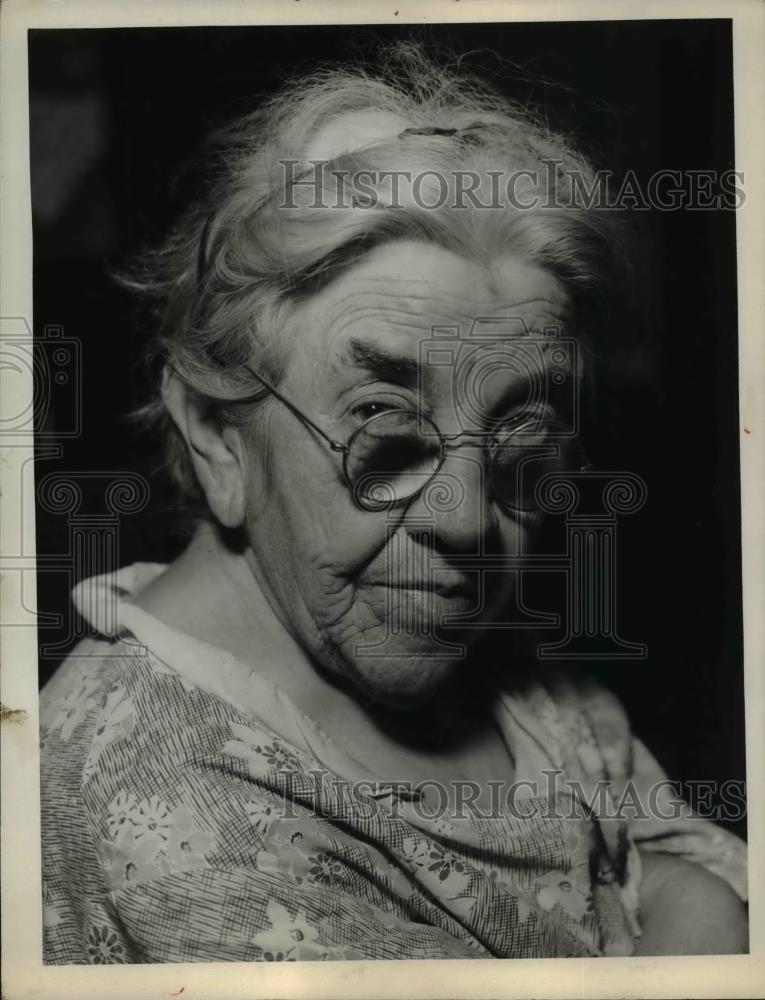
[346,410,443,510]
[490,421,583,511]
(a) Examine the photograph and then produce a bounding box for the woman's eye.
[498,406,558,432]
[352,400,400,422]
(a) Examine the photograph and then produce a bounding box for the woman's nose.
[405,447,500,552]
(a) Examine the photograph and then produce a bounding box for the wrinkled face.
[243,240,575,707]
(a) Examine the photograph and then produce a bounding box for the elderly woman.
[40,46,746,963]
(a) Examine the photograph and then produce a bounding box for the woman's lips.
[364,578,479,602]
[387,580,476,598]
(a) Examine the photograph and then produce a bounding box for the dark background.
[30,21,745,834]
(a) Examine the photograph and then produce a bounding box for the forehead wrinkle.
[456,335,566,371]
[311,303,574,398]
[318,283,489,323]
[488,298,571,319]
[292,252,576,392]
[310,278,572,337]
[314,270,515,314]
[313,292,474,367]
[311,293,565,357]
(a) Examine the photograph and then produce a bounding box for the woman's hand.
[635,850,748,955]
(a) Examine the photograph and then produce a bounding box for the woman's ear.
[161,366,246,528]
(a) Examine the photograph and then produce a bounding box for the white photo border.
[1,1,763,997]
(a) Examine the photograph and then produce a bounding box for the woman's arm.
[635,851,748,955]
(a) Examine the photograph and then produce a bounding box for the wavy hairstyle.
[124,42,636,507]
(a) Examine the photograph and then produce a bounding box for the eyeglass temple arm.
[241,365,347,453]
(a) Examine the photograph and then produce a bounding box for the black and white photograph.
[1,1,764,997]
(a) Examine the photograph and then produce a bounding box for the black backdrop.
[30,21,745,834]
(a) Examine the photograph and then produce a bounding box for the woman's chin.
[338,641,468,711]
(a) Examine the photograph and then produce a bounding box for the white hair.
[125,41,634,502]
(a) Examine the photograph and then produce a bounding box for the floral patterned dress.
[40,564,747,964]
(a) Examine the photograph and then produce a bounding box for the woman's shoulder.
[40,637,128,748]
[542,670,632,743]
[41,624,314,829]
[40,630,215,798]
[509,667,635,785]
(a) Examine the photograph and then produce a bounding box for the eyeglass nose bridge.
[433,430,499,485]
[343,410,580,513]
[438,428,497,446]
[434,431,559,506]
[348,430,521,513]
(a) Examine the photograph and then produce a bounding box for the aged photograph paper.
[1,1,764,998]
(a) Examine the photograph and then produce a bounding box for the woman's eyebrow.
[335,337,429,388]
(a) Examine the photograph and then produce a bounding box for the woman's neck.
[131,520,313,684]
[131,520,505,763]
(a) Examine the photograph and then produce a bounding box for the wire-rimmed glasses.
[237,364,587,513]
